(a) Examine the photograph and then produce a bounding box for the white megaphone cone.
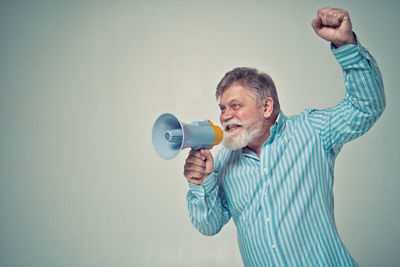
[152,113,223,159]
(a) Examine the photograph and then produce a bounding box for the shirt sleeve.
[308,36,386,158]
[186,170,231,236]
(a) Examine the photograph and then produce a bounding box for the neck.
[246,113,278,156]
[246,133,270,156]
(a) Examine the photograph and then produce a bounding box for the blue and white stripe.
[187,41,385,267]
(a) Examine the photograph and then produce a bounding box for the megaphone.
[152,113,223,159]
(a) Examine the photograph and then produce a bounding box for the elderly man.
[183,7,385,267]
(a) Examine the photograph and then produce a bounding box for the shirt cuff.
[188,172,218,195]
[331,33,366,69]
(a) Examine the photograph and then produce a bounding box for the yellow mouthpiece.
[208,120,223,149]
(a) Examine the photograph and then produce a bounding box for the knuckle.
[319,7,327,14]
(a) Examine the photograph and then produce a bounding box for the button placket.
[264,142,280,256]
[261,140,279,256]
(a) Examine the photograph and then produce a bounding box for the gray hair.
[216,67,280,116]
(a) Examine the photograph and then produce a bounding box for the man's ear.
[262,97,274,119]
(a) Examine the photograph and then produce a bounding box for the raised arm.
[309,8,386,157]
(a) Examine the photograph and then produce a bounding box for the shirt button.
[266,217,271,222]
[263,168,267,172]
[271,244,277,249]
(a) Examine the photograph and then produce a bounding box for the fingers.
[184,164,206,179]
[184,170,205,184]
[311,16,322,31]
[184,150,207,184]
[183,149,214,185]
[311,7,354,46]
[190,149,205,159]
[317,7,349,27]
[187,151,206,167]
[200,149,213,161]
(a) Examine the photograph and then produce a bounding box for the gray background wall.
[1,0,399,266]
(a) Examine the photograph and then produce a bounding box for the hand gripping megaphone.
[152,113,223,159]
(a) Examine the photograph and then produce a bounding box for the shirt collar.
[269,111,286,137]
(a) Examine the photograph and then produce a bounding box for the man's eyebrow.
[220,98,239,106]
[219,98,241,109]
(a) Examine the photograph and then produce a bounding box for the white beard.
[222,115,265,150]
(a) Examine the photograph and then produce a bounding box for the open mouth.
[225,124,242,132]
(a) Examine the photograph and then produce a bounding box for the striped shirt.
[187,40,385,267]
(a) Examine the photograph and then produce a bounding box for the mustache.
[222,118,244,131]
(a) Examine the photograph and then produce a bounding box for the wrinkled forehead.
[218,83,257,104]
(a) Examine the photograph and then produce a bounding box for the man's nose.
[220,108,234,123]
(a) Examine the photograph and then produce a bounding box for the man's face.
[218,83,266,150]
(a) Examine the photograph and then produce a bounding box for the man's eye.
[232,104,240,109]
